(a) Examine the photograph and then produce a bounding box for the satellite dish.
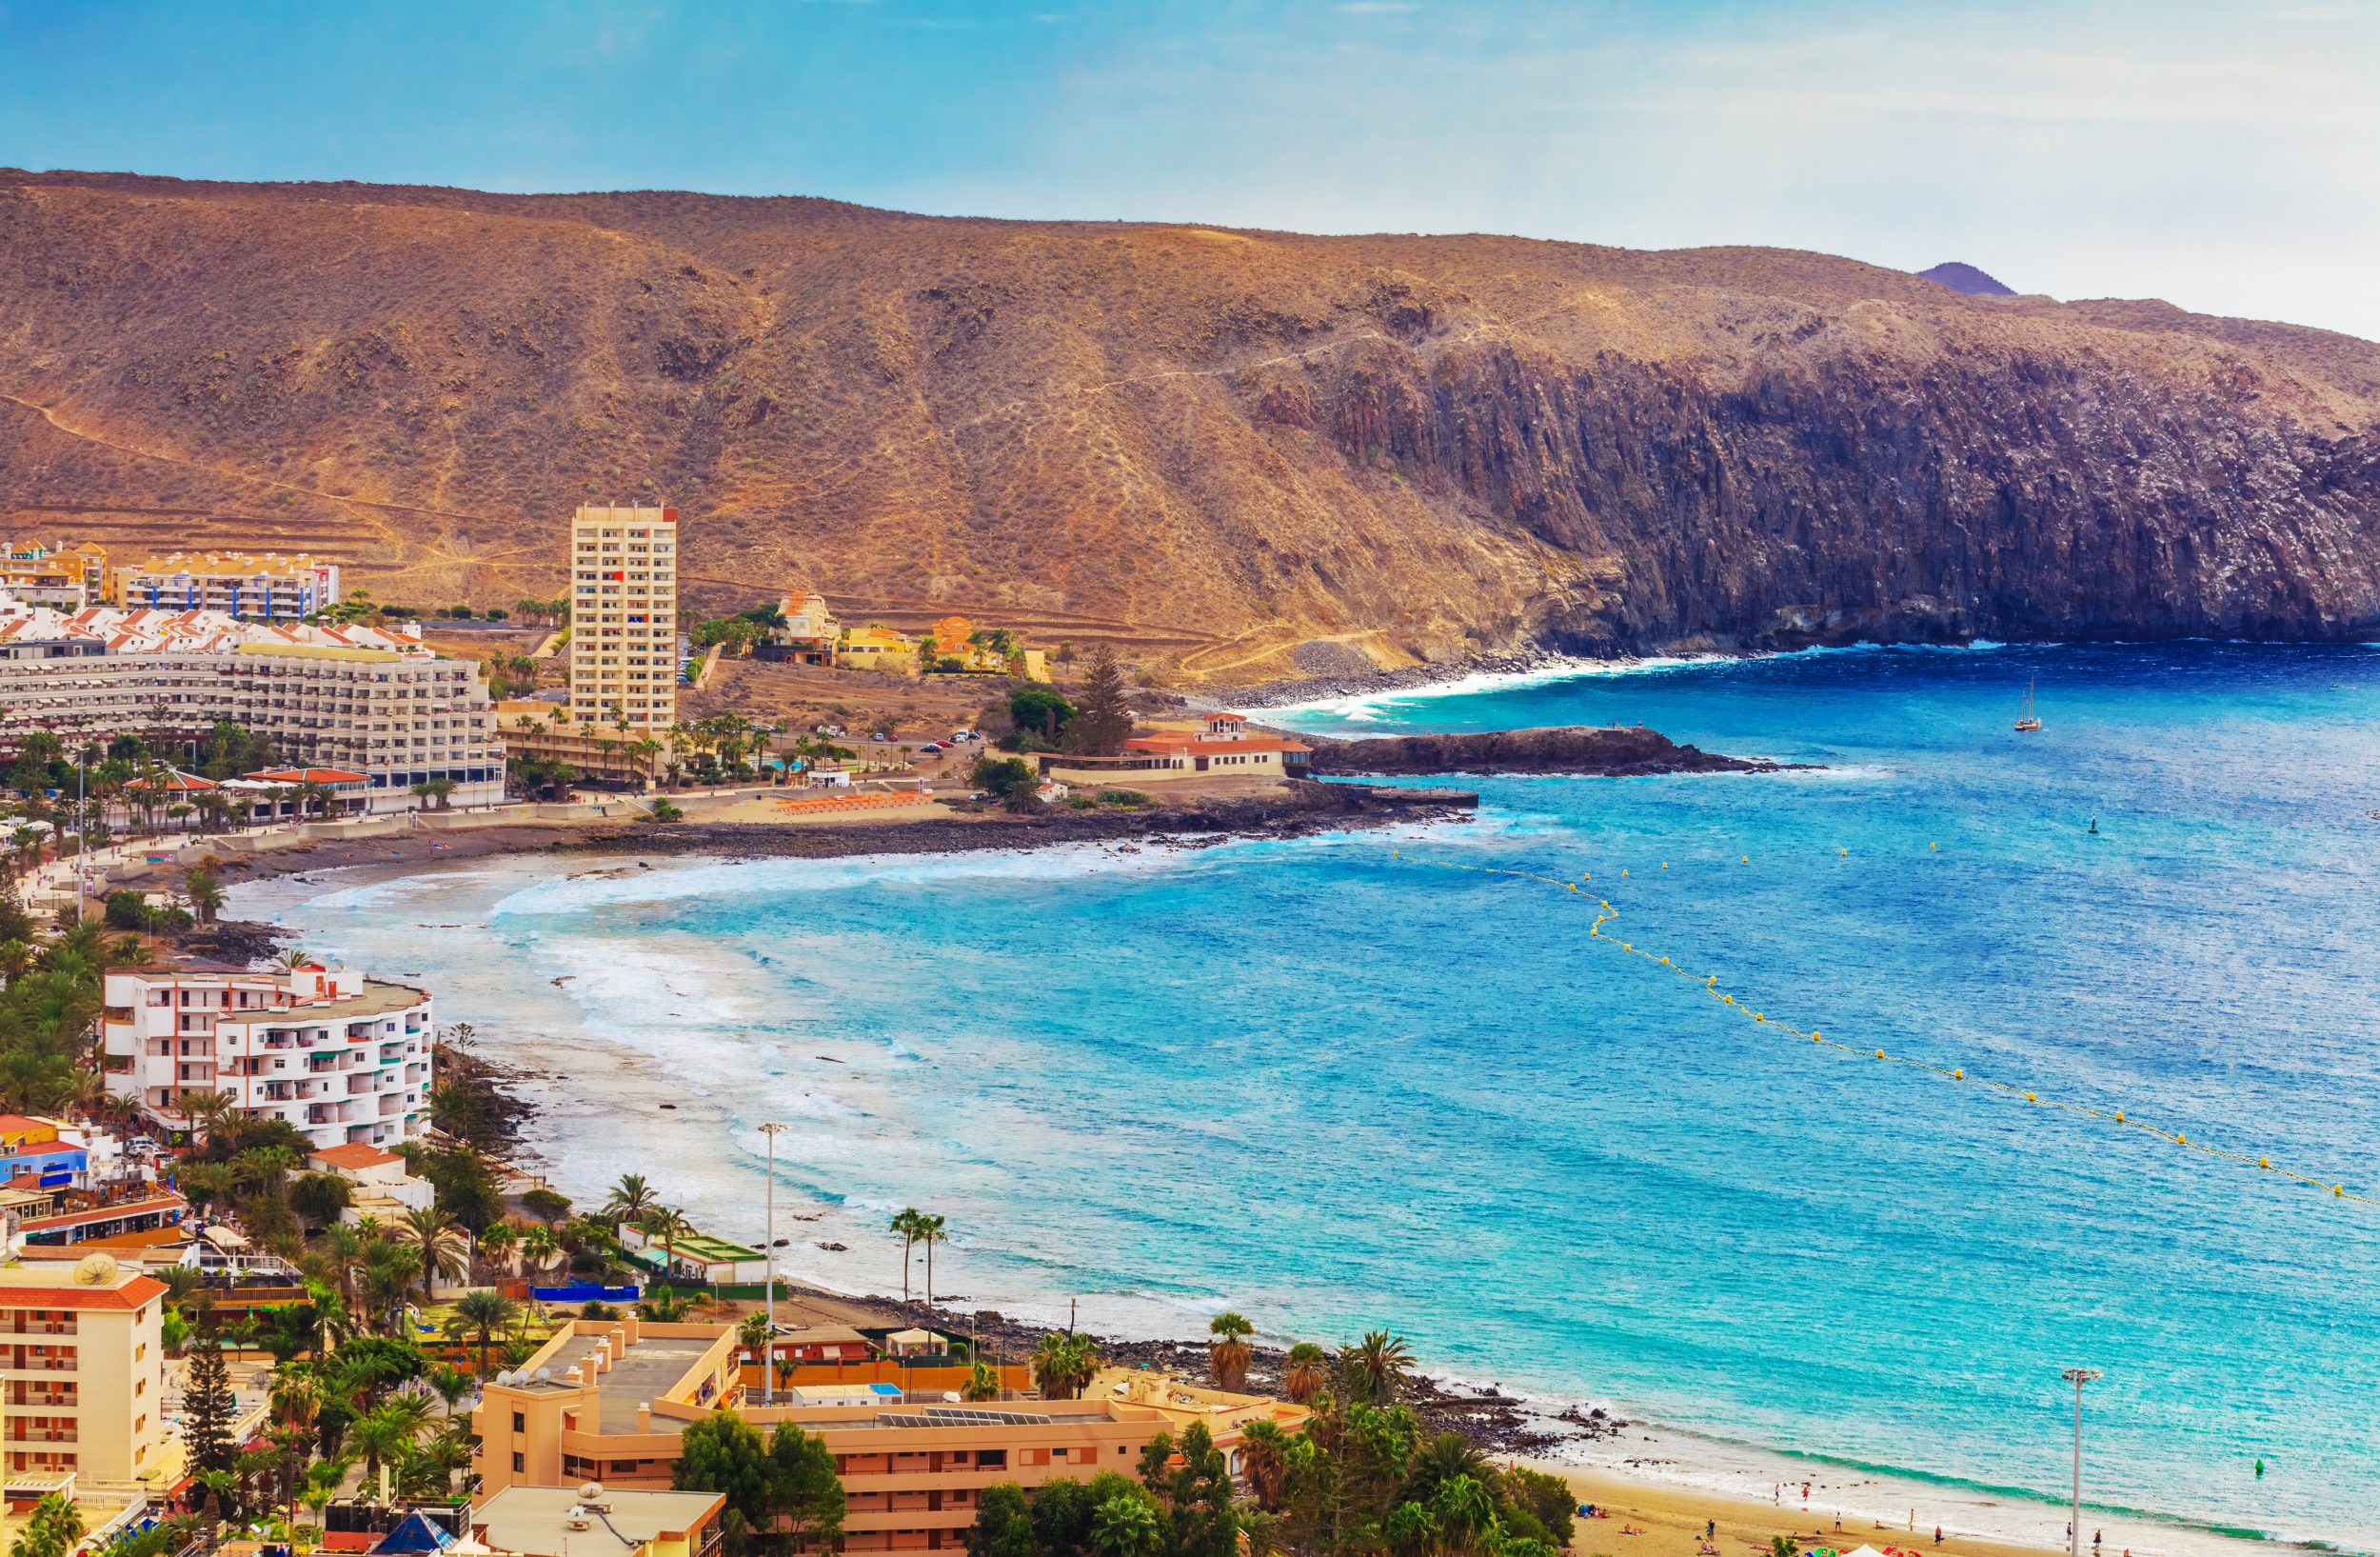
[535,1367,553,1384]
[494,1371,515,1387]
[580,1482,605,1500]
[70,1253,120,1287]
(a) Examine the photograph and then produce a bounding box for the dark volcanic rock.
[1918,261,2017,296]
[1302,725,1792,776]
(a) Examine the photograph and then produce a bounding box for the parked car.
[920,742,945,753]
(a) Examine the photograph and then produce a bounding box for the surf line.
[1390,849,2374,1209]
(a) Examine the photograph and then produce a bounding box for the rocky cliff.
[4,170,2377,683]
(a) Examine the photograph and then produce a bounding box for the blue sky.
[4,0,2377,339]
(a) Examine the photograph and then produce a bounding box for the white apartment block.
[0,1256,169,1488]
[568,505,678,731]
[100,965,434,1151]
[0,597,503,810]
[109,551,342,620]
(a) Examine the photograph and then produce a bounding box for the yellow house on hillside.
[838,625,919,675]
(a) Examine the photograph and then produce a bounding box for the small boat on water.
[2014,676,2042,732]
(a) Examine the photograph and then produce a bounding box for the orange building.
[471,1315,1307,1553]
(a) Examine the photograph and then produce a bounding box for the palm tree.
[184,867,227,925]
[919,1212,948,1307]
[1341,1329,1414,1407]
[1029,1330,1102,1400]
[962,1359,1001,1403]
[1240,1419,1293,1509]
[889,1208,924,1302]
[347,1399,426,1482]
[475,1219,519,1277]
[639,1205,694,1282]
[603,1172,659,1227]
[1282,1342,1331,1406]
[738,1312,774,1387]
[1088,1492,1161,1557]
[451,1290,522,1377]
[519,1223,561,1279]
[1207,1311,1255,1392]
[396,1207,470,1303]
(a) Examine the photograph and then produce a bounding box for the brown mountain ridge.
[4,170,2379,684]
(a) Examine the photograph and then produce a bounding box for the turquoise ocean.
[232,644,2380,1552]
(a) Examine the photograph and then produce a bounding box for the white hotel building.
[100,964,434,1151]
[0,594,503,810]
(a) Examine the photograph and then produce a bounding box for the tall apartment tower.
[568,505,679,730]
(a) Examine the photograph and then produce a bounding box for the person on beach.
[1707,1521,1716,1540]
[1934,1528,1942,1547]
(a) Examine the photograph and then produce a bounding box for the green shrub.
[1096,788,1150,808]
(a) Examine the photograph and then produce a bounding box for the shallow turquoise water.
[248,644,2380,1549]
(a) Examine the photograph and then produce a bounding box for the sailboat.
[2014,676,2042,732]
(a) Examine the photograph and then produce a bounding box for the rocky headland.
[1302,725,1799,777]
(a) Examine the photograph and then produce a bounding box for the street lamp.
[2061,1367,2101,1557]
[757,1121,789,1406]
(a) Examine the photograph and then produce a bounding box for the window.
[512,1412,526,1433]
[512,1452,526,1473]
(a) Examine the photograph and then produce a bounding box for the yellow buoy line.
[1390,849,2373,1208]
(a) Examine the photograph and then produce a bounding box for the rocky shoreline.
[778,1288,1630,1458]
[1303,725,1809,778]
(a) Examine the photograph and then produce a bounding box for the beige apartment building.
[0,1254,169,1489]
[108,551,341,620]
[100,964,434,1152]
[568,506,678,731]
[472,1315,1307,1553]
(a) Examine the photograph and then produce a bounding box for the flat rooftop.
[475,1485,723,1556]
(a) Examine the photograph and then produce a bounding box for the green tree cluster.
[673,1409,846,1556]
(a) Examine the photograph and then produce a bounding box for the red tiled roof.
[310,1143,402,1170]
[0,1274,169,1310]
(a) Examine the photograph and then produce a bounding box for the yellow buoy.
[2260,1158,2271,1169]
[1722,994,1735,1004]
[1954,1068,1964,1080]
[2026,1091,2036,1102]
[1662,862,1669,869]
[2335,1186,2345,1196]
[1874,1048,1886,1059]
[1930,842,1937,850]
[1659,956,1670,966]
[1840,848,1848,856]
[1741,854,1749,863]
[1755,1013,1765,1022]
[1622,868,1629,877]
[2178,1134,2187,1145]
[1811,1030,1821,1040]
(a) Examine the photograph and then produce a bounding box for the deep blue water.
[246,643,2380,1549]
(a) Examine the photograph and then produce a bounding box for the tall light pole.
[2062,1367,2101,1557]
[758,1121,788,1406]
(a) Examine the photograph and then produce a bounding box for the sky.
[3,0,2377,339]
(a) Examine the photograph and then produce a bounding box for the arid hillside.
[5,170,2379,683]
